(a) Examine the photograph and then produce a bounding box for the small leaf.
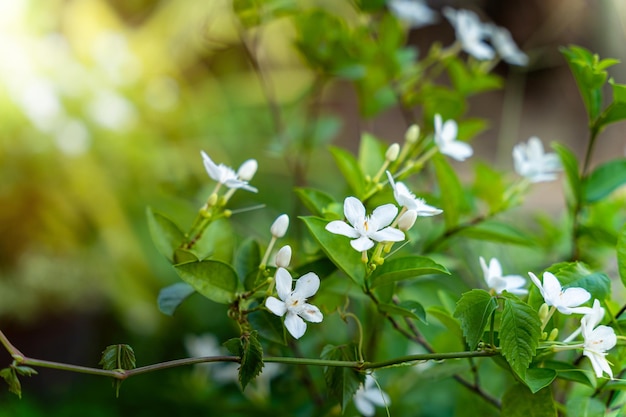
[500,293,541,379]
[146,207,184,263]
[456,221,534,246]
[301,216,365,286]
[248,310,287,345]
[99,344,136,398]
[552,142,581,210]
[619,223,626,289]
[157,282,195,316]
[295,187,341,219]
[453,289,497,351]
[547,262,611,301]
[236,238,261,290]
[192,218,235,263]
[358,132,387,179]
[1,367,22,398]
[583,158,626,203]
[329,146,366,198]
[174,260,238,304]
[321,344,365,411]
[378,301,427,323]
[369,256,449,288]
[432,154,465,228]
[223,338,243,356]
[542,360,595,387]
[13,366,38,377]
[566,396,606,417]
[239,331,264,390]
[502,383,557,417]
[524,368,556,394]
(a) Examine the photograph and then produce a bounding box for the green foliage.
[295,188,341,219]
[174,260,239,304]
[0,365,37,399]
[619,224,626,288]
[321,344,365,411]
[456,221,535,246]
[454,289,497,351]
[565,396,606,417]
[225,331,264,390]
[377,300,427,323]
[524,368,556,394]
[499,293,541,380]
[502,384,557,417]
[547,262,611,300]
[583,158,626,203]
[157,282,195,316]
[329,146,367,198]
[369,256,449,288]
[147,207,185,263]
[552,142,581,210]
[236,238,262,290]
[99,344,136,397]
[432,154,465,228]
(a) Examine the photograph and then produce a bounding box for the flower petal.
[326,220,360,238]
[370,204,398,229]
[441,119,458,143]
[370,227,405,243]
[440,140,473,161]
[201,151,221,182]
[344,197,366,227]
[350,235,375,251]
[284,312,307,339]
[265,297,287,317]
[275,267,293,301]
[560,287,591,308]
[299,303,323,323]
[294,272,320,299]
[353,393,376,417]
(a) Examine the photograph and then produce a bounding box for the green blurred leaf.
[236,238,261,290]
[473,162,506,212]
[500,293,541,379]
[248,310,286,345]
[358,132,387,179]
[1,367,22,398]
[321,344,365,411]
[378,300,427,323]
[174,260,238,304]
[193,218,235,263]
[547,262,611,301]
[147,207,184,263]
[239,331,264,390]
[301,216,365,286]
[502,383,557,417]
[223,337,243,356]
[447,57,503,96]
[329,146,366,197]
[524,368,556,394]
[13,366,37,377]
[453,289,497,351]
[552,142,581,210]
[566,396,606,417]
[432,154,465,228]
[542,360,595,387]
[157,282,195,316]
[456,220,534,246]
[583,158,626,203]
[594,80,626,131]
[99,344,136,397]
[295,187,341,219]
[369,256,450,288]
[421,85,466,122]
[427,306,464,345]
[619,224,626,289]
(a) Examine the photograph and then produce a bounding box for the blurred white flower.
[582,321,616,379]
[54,118,90,156]
[443,8,494,60]
[201,151,258,192]
[386,171,442,216]
[270,214,289,238]
[487,24,528,66]
[479,257,527,295]
[387,0,438,28]
[184,333,238,383]
[513,137,561,183]
[88,90,136,131]
[353,375,390,416]
[326,197,405,252]
[528,271,592,315]
[265,268,323,339]
[564,299,605,342]
[434,114,473,161]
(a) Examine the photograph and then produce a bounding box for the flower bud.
[385,143,400,162]
[237,159,258,181]
[397,210,418,231]
[538,303,549,322]
[405,124,420,144]
[548,328,559,341]
[270,214,289,238]
[275,245,292,268]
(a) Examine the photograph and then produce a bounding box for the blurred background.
[1,0,625,415]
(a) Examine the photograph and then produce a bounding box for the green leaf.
[193,218,235,263]
[174,260,238,304]
[502,383,557,417]
[456,220,534,246]
[500,293,541,379]
[99,344,136,397]
[542,360,595,387]
[295,187,341,219]
[453,289,497,351]
[566,396,606,417]
[369,256,449,288]
[157,282,195,316]
[446,56,503,96]
[301,216,365,286]
[473,162,506,212]
[619,223,626,288]
[329,146,366,197]
[524,368,556,394]
[1,367,22,398]
[547,262,611,301]
[594,80,626,130]
[358,132,387,179]
[552,142,581,210]
[377,300,427,323]
[223,337,243,356]
[321,344,365,411]
[248,310,286,345]
[432,154,465,228]
[239,331,264,390]
[236,238,262,290]
[426,306,464,348]
[146,207,184,263]
[583,158,626,202]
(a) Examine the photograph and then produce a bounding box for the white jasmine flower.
[353,375,390,416]
[265,268,323,339]
[275,245,292,268]
[386,171,442,216]
[528,271,592,315]
[512,137,561,183]
[434,114,473,161]
[442,8,494,60]
[479,257,527,295]
[201,151,258,192]
[270,214,289,238]
[325,197,405,252]
[564,299,605,342]
[387,0,438,29]
[582,321,616,379]
[487,24,528,66]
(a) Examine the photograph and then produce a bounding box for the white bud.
[270,214,289,238]
[275,245,292,268]
[386,143,400,161]
[237,159,258,181]
[397,210,418,231]
[405,124,420,144]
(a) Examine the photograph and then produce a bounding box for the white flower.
[434,114,473,161]
[487,24,528,66]
[386,171,442,216]
[270,214,289,238]
[265,268,323,339]
[479,257,527,295]
[201,151,258,192]
[325,197,405,252]
[564,299,605,342]
[512,137,561,183]
[582,321,617,379]
[443,8,494,60]
[387,0,438,29]
[528,271,592,315]
[397,210,418,231]
[353,375,390,416]
[237,159,258,181]
[275,245,292,268]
